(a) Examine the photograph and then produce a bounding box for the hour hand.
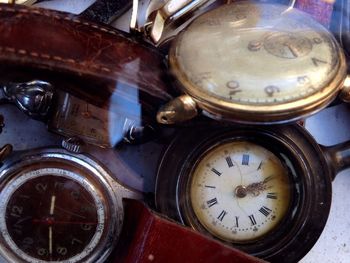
[245,182,265,196]
[245,176,274,196]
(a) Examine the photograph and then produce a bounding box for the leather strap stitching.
[0,6,132,42]
[0,5,164,74]
[0,45,171,98]
[0,5,170,97]
[0,45,114,73]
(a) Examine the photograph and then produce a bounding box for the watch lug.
[133,0,216,45]
[148,0,195,43]
[157,95,198,124]
[149,9,167,43]
[0,144,12,164]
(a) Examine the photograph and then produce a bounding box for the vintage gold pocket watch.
[149,1,350,124]
[156,125,350,262]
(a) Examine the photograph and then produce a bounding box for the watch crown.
[62,137,85,153]
[157,95,198,124]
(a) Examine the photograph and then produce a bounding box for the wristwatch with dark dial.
[0,147,134,263]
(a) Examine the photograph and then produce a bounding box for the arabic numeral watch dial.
[0,149,126,263]
[156,126,332,262]
[156,1,349,125]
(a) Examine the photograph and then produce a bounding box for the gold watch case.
[157,2,348,125]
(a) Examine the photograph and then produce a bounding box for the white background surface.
[301,104,350,263]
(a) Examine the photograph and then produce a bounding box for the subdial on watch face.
[262,32,313,59]
[0,169,107,263]
[190,141,291,243]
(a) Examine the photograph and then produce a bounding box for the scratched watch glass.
[0,168,109,263]
[190,141,291,242]
[168,2,346,123]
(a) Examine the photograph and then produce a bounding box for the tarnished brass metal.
[148,0,212,44]
[131,0,217,45]
[160,2,348,124]
[339,75,350,102]
[156,94,198,124]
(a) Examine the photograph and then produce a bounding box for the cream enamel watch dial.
[156,127,333,262]
[190,141,291,242]
[158,2,347,124]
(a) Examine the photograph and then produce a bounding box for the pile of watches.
[0,0,350,263]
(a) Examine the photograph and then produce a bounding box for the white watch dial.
[190,141,291,242]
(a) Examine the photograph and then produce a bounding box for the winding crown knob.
[61,137,85,154]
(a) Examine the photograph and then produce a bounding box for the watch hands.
[49,195,56,256]
[283,43,297,58]
[33,219,97,225]
[235,196,248,216]
[49,226,53,256]
[50,195,56,215]
[245,182,265,196]
[82,104,104,123]
[234,176,275,198]
[55,206,86,219]
[245,176,275,196]
[233,159,243,185]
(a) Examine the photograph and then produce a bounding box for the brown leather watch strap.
[113,199,265,263]
[0,4,172,108]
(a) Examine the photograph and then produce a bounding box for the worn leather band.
[113,199,265,263]
[0,4,173,112]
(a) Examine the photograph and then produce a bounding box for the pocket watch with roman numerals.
[189,140,291,243]
[155,125,350,262]
[153,1,350,124]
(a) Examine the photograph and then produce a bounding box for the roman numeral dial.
[190,141,292,243]
[206,198,218,207]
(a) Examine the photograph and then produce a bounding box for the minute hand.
[245,176,274,196]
